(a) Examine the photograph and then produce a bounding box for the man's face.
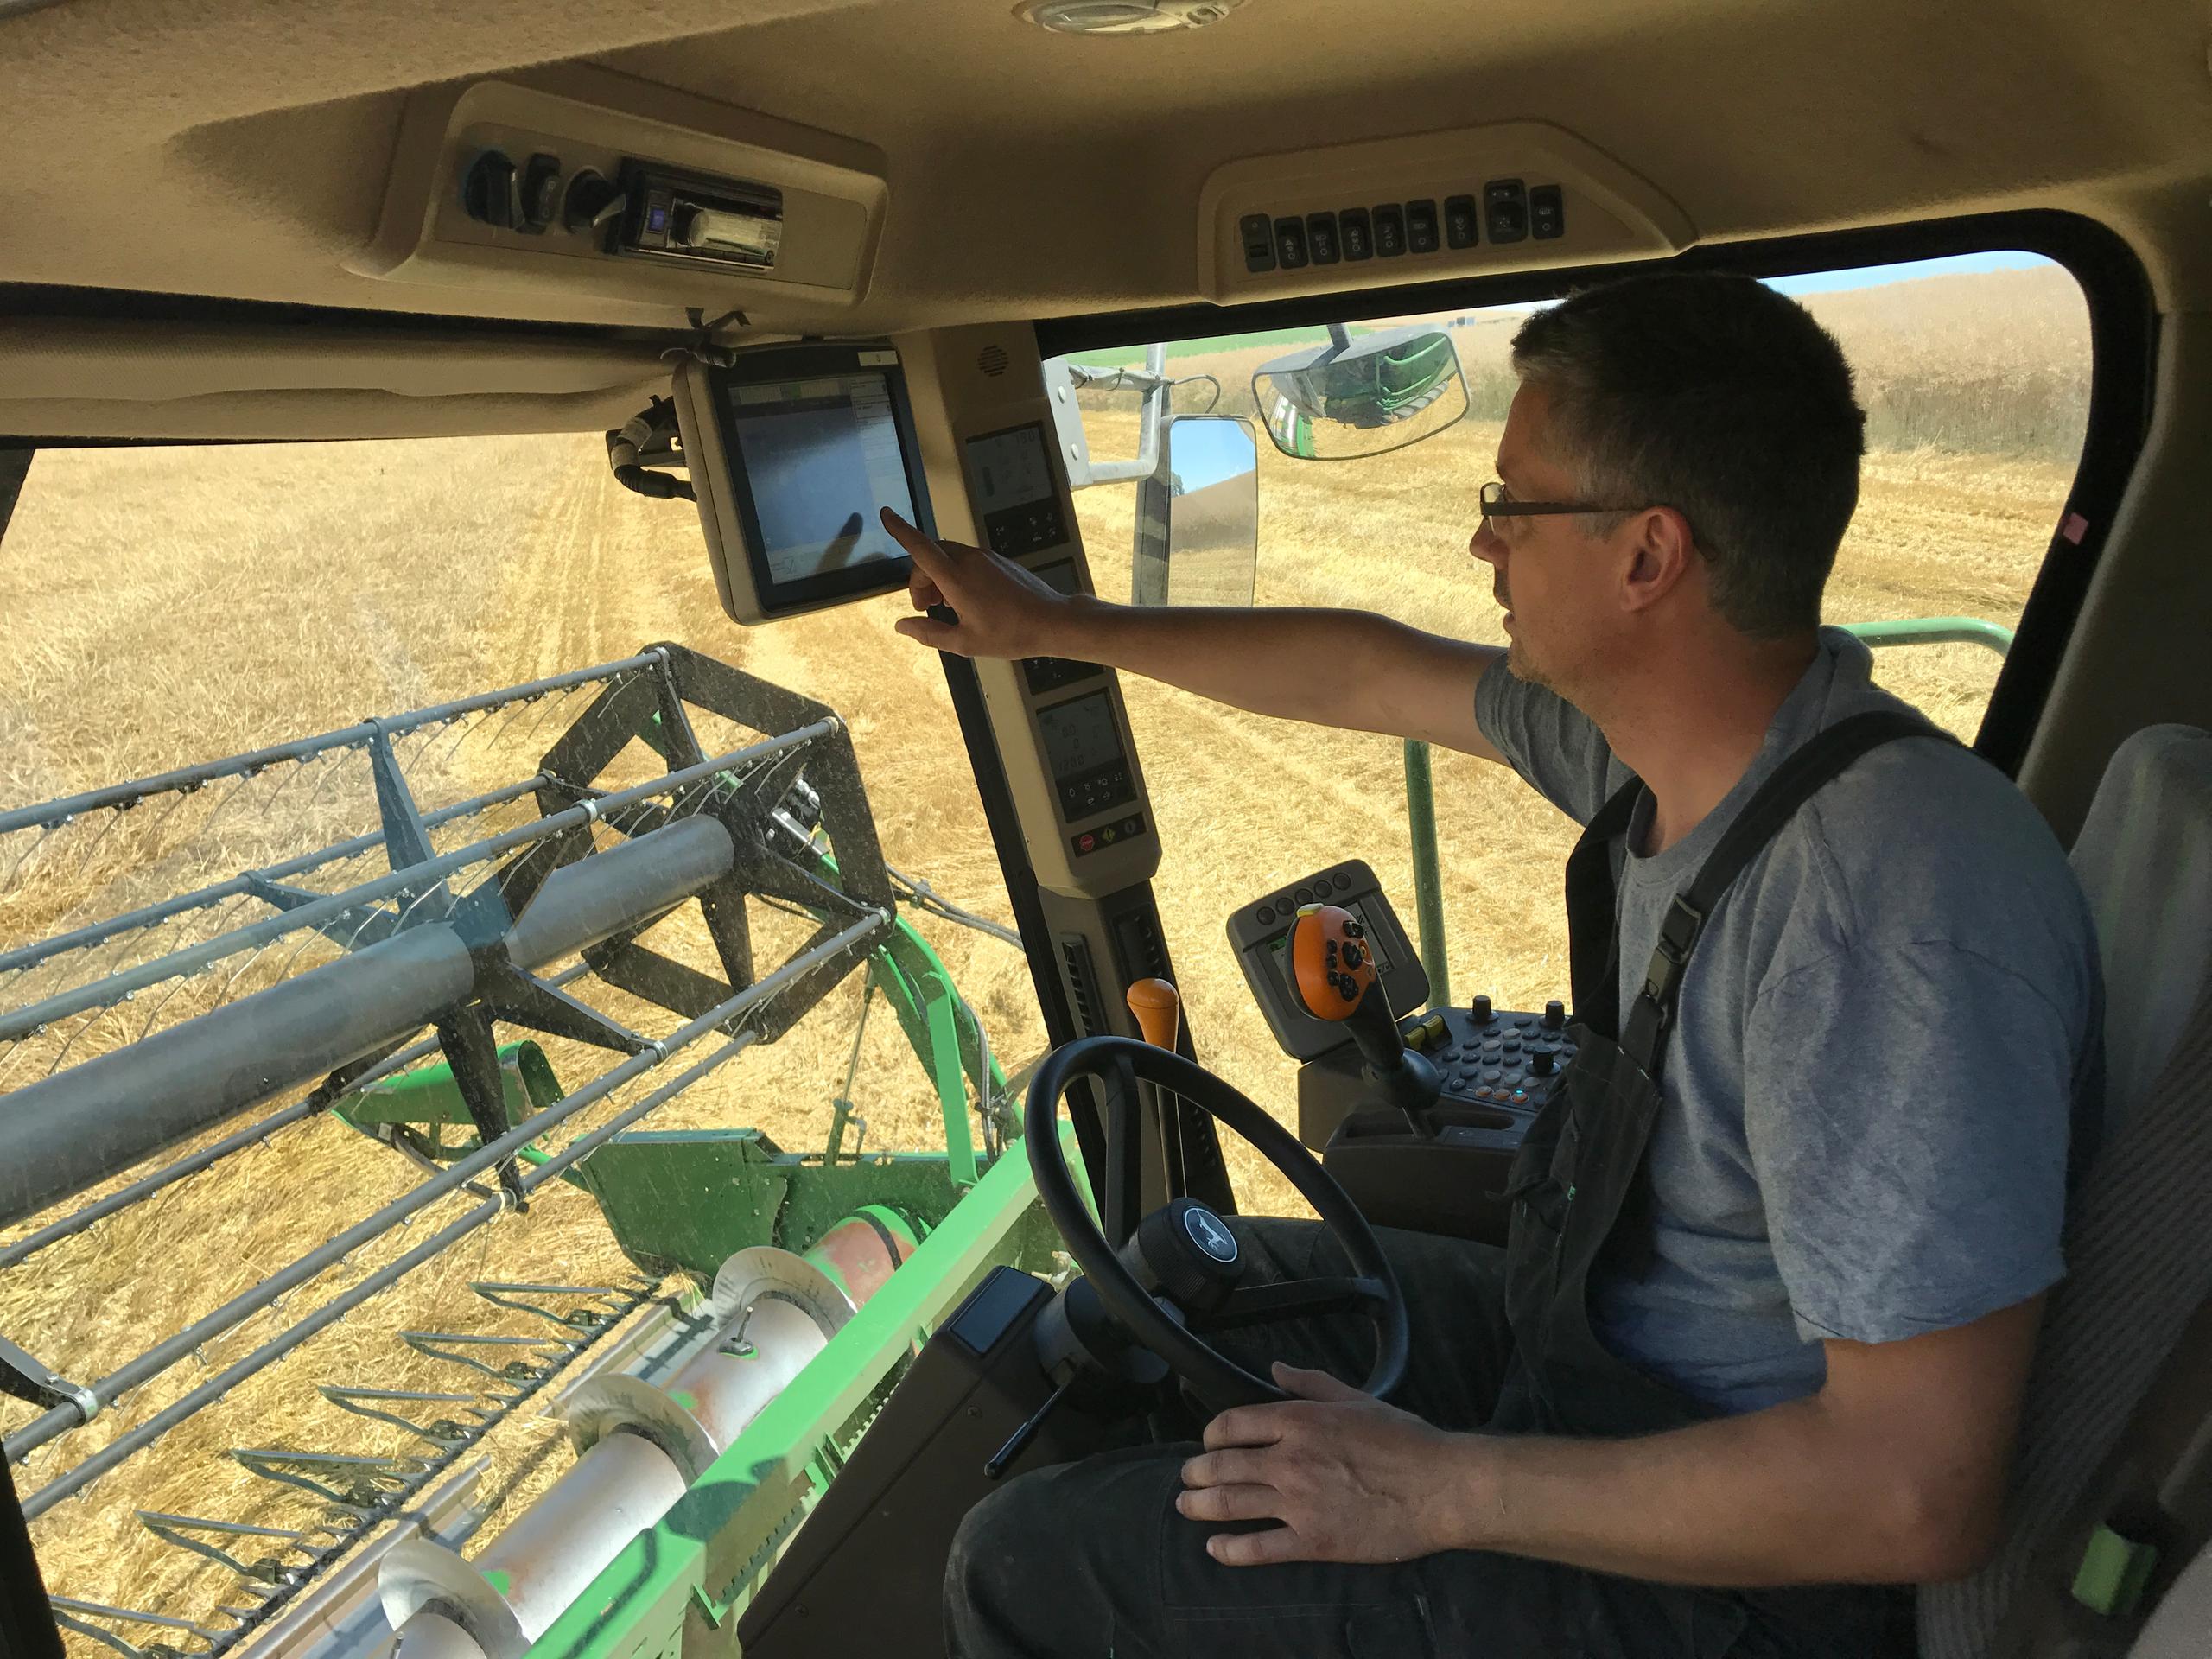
[1468,383,1619,694]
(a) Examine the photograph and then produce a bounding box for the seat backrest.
[2128,1538,2212,1658]
[1920,724,2212,1659]
[2070,726,2212,1121]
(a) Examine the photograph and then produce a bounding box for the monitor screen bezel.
[700,341,935,617]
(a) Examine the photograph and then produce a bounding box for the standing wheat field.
[0,263,2089,1644]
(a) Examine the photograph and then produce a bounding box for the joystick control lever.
[1282,905,1439,1137]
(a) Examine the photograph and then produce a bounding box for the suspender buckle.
[1641,896,1705,1004]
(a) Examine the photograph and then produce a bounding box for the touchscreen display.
[1036,690,1122,781]
[724,373,916,588]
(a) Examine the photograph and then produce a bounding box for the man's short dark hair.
[1509,272,1866,639]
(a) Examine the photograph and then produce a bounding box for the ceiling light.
[1015,0,1246,36]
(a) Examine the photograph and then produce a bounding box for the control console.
[1236,861,1573,1244]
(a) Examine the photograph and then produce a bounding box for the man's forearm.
[1438,1400,1991,1586]
[1045,598,1498,747]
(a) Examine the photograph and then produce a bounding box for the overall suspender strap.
[1614,709,1952,1073]
[1565,781,1643,1041]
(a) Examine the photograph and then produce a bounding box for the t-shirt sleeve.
[1473,659,1618,825]
[1744,941,2071,1345]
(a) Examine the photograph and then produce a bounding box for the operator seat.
[1920,724,2212,1657]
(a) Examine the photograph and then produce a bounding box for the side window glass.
[1777,251,2092,736]
[0,435,1043,1644]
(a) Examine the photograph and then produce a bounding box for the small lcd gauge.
[1038,689,1135,821]
[964,421,1070,557]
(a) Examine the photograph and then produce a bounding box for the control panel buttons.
[1529,183,1565,240]
[1056,759,1135,820]
[1338,207,1373,260]
[1069,812,1146,861]
[1472,993,1493,1020]
[1543,998,1566,1030]
[1305,212,1342,264]
[1239,213,1277,273]
[1405,198,1440,253]
[1274,216,1310,270]
[1444,194,1479,249]
[1483,177,1529,244]
[461,149,524,229]
[1021,656,1102,695]
[984,499,1068,556]
[519,153,563,234]
[1371,203,1407,257]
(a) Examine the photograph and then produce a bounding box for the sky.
[1764,248,2052,296]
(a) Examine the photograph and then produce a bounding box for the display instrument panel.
[673,343,934,624]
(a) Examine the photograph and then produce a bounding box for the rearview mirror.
[1132,415,1259,607]
[1253,327,1468,460]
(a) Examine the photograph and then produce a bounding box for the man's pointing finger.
[880,507,951,573]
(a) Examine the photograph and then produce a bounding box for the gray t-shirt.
[1476,628,2101,1413]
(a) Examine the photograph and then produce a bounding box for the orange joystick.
[1127,977,1182,1049]
[1284,905,1439,1136]
[1286,906,1377,1020]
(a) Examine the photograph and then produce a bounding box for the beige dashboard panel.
[347,65,888,315]
[1198,121,1695,303]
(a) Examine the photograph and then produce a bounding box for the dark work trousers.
[942,1217,1901,1658]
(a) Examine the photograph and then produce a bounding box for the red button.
[1077,833,1096,853]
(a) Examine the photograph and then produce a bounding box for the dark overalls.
[946,712,1936,1658]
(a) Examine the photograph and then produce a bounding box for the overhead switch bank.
[1240,179,1565,275]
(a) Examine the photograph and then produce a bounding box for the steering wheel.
[1025,1034,1409,1411]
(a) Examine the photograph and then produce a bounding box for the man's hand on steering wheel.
[1178,1361,1487,1567]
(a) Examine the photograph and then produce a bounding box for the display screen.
[1036,690,1122,781]
[968,423,1056,512]
[723,372,917,588]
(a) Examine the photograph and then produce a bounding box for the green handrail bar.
[1402,739,1451,1009]
[1839,615,2014,656]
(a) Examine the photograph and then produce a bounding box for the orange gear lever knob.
[1127,977,1182,1049]
[1285,905,1376,1021]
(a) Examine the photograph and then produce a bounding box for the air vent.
[976,344,1011,378]
[1060,935,1102,1036]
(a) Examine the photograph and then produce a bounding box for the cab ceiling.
[1,0,2208,434]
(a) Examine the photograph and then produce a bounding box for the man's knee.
[945,1469,1042,1611]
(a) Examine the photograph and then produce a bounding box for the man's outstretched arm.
[880,510,1508,761]
[1179,1294,2042,1585]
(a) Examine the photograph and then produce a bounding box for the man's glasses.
[1478,480,1642,520]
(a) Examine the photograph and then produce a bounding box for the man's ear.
[1618,505,1698,615]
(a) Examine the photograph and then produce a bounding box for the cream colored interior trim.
[1196,121,1696,303]
[347,64,890,315]
[0,321,669,404]
[2021,308,2212,844]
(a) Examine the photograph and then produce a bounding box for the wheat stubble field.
[0,264,2088,1638]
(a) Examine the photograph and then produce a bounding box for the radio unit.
[612,161,785,270]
